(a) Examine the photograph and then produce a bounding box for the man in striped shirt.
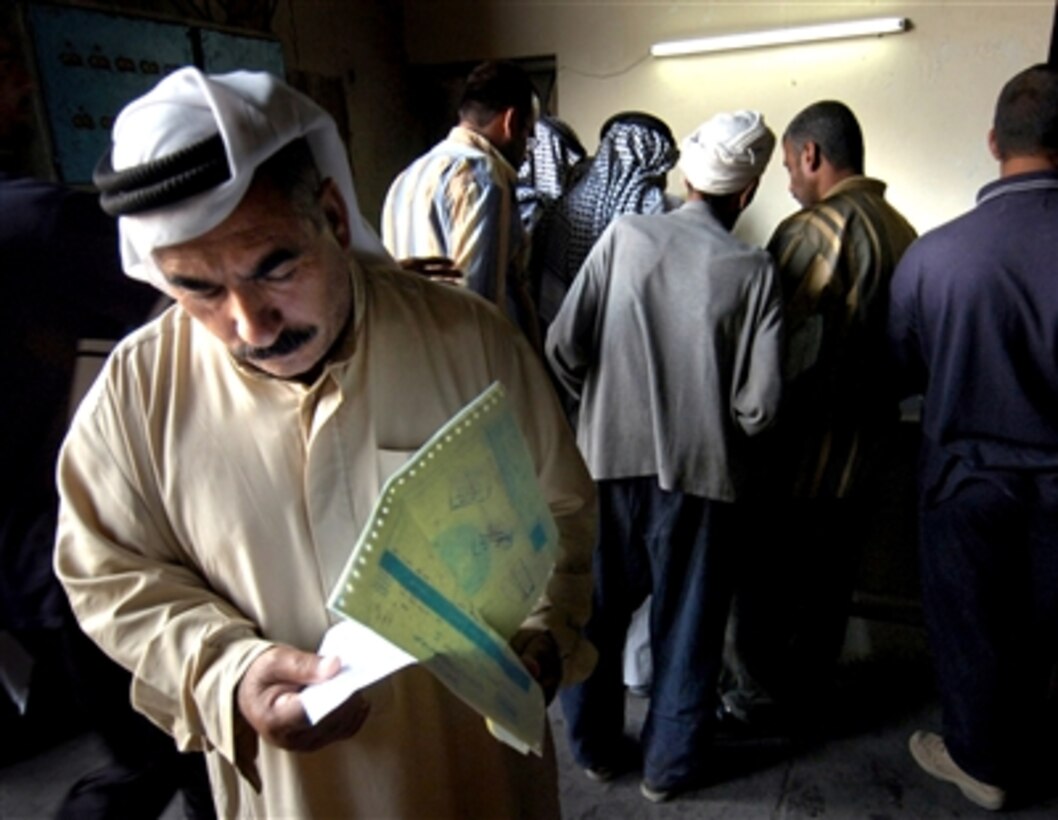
[721,101,917,733]
[382,61,539,347]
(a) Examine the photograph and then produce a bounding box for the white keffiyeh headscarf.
[678,110,775,196]
[98,66,391,289]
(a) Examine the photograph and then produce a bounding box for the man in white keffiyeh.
[546,110,781,804]
[55,66,597,818]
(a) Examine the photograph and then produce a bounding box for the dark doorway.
[405,55,557,161]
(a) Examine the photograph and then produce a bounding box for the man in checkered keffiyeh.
[533,112,679,328]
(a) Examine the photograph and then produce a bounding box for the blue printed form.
[326,382,559,754]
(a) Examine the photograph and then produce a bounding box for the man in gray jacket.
[547,110,783,803]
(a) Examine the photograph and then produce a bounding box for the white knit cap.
[103,67,392,288]
[677,110,776,196]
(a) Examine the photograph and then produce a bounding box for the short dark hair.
[458,60,534,128]
[784,100,864,174]
[993,63,1058,160]
[254,137,324,223]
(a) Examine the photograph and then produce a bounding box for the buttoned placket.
[299,349,382,633]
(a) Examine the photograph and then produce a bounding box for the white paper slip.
[300,618,416,725]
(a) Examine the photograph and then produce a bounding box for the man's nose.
[230,289,281,348]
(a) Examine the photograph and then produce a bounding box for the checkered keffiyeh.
[516,116,588,232]
[534,113,679,325]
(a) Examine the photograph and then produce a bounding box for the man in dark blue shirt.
[889,63,1058,812]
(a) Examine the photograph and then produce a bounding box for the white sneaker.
[639,780,673,803]
[908,730,1006,811]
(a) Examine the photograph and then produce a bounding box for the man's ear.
[803,140,822,173]
[987,127,1002,162]
[739,178,760,211]
[318,178,350,249]
[499,106,518,142]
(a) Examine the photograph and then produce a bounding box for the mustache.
[235,326,317,362]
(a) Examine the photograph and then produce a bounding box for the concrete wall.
[26,1,1053,241]
[271,0,421,229]
[402,0,1052,245]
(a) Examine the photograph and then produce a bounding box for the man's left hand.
[516,632,562,705]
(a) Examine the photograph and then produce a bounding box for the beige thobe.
[55,262,596,818]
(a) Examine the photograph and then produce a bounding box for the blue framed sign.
[27,3,285,184]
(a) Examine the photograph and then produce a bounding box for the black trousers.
[722,496,862,723]
[919,474,1058,788]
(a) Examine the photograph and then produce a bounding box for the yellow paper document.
[327,382,558,754]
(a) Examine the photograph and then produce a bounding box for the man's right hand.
[397,255,464,285]
[236,645,370,752]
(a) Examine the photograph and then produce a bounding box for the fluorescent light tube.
[651,16,910,58]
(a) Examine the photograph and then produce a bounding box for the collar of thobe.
[677,197,729,228]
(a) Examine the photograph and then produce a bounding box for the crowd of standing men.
[379,59,1058,812]
[2,26,1056,818]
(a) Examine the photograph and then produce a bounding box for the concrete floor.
[2,624,1057,819]
[552,652,1058,819]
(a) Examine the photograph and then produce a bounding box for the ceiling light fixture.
[651,16,911,58]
